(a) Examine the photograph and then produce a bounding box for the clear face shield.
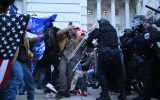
[132,18,141,30]
[154,7,160,27]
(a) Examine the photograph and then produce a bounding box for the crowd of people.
[0,0,160,100]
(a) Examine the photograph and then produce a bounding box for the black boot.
[118,88,127,100]
[132,96,149,100]
[118,94,126,100]
[55,91,70,99]
[55,91,65,99]
[97,92,111,100]
[96,96,111,100]
[64,90,70,98]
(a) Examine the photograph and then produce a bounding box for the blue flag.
[27,14,57,35]
[8,4,18,14]
[33,37,45,60]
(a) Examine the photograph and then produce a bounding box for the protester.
[55,24,83,99]
[37,21,60,94]
[0,0,30,100]
[17,35,35,100]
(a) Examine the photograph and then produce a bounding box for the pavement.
[16,87,140,100]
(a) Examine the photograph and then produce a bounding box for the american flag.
[0,13,30,88]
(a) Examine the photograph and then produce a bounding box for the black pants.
[97,48,125,97]
[38,51,60,85]
[143,58,160,99]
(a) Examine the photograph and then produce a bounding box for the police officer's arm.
[86,28,100,48]
[146,26,160,40]
[143,23,160,40]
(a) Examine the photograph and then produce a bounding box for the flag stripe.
[0,60,9,83]
[0,60,12,88]
[0,60,2,68]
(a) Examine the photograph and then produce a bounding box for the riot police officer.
[136,11,160,100]
[120,28,134,95]
[130,13,160,100]
[86,18,126,100]
[126,15,147,100]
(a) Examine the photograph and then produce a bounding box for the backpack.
[44,27,60,53]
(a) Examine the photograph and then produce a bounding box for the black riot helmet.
[98,18,114,29]
[98,18,108,24]
[132,15,146,32]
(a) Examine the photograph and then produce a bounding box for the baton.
[145,5,160,14]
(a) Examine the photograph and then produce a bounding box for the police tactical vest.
[99,28,118,48]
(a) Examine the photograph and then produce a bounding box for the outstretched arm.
[86,28,100,48]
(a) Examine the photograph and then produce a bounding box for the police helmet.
[98,18,108,24]
[132,15,146,30]
[98,18,114,29]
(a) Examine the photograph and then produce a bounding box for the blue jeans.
[19,80,26,94]
[38,67,46,87]
[20,61,35,100]
[0,60,35,100]
[0,61,23,100]
[87,69,95,84]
